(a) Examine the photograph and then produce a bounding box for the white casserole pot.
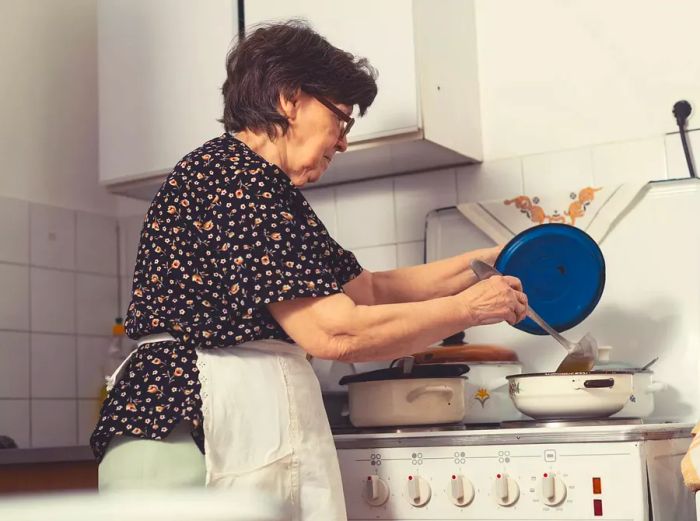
[450,361,523,423]
[339,364,468,428]
[612,370,667,418]
[506,371,634,420]
[593,347,667,418]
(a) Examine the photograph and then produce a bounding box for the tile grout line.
[74,212,79,446]
[27,201,32,448]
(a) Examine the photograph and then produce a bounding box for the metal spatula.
[470,259,598,373]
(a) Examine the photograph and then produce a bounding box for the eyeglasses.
[311,93,355,140]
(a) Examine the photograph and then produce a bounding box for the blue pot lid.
[494,224,605,335]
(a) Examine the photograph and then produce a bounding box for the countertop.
[0,446,94,465]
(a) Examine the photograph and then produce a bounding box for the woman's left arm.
[344,246,502,305]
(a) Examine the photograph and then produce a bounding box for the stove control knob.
[449,474,475,507]
[492,474,520,506]
[406,475,431,507]
[540,473,567,506]
[363,475,389,507]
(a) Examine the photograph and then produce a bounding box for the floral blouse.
[90,134,363,461]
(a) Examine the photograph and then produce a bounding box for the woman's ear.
[278,89,301,121]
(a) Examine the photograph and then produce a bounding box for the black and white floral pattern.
[90,134,362,461]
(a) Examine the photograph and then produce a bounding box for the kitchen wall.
[0,0,125,448]
[2,0,699,448]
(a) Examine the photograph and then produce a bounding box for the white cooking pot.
[339,363,468,428]
[506,371,634,420]
[412,339,524,423]
[594,346,667,418]
[452,361,523,423]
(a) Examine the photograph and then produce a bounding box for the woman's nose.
[335,133,348,153]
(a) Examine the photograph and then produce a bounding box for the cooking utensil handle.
[406,385,454,403]
[471,260,574,352]
[582,378,615,389]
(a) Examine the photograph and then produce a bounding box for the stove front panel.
[338,440,647,520]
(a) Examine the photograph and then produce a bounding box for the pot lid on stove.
[338,363,469,385]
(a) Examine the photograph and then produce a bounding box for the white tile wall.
[0,332,30,398]
[0,197,29,264]
[397,241,425,268]
[335,179,395,248]
[30,204,76,270]
[0,400,30,448]
[0,264,29,330]
[302,186,337,237]
[353,245,398,272]
[76,212,118,275]
[395,169,457,242]
[30,333,77,399]
[2,132,683,450]
[31,399,77,448]
[665,129,700,180]
[522,148,594,194]
[592,137,667,185]
[0,200,119,449]
[457,158,524,203]
[77,399,100,446]
[30,268,76,334]
[77,336,110,399]
[76,274,118,336]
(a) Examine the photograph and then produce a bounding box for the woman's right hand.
[458,276,528,326]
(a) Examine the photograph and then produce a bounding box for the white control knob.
[492,474,520,506]
[363,475,390,507]
[449,474,475,507]
[406,475,431,507]
[540,473,567,506]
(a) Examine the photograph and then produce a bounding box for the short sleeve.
[326,235,363,286]
[228,189,351,307]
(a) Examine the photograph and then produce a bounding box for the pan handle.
[583,378,615,389]
[406,385,454,403]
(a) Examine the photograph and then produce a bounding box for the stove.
[334,421,695,520]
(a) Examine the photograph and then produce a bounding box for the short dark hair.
[221,20,378,137]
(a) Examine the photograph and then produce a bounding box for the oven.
[335,421,694,520]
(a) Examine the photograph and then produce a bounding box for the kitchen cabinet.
[245,0,420,144]
[97,0,238,195]
[99,0,482,199]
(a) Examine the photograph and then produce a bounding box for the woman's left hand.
[470,245,504,266]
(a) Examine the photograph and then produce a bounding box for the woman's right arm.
[267,275,527,362]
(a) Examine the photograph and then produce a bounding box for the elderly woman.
[91,21,526,520]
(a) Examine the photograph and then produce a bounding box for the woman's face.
[283,92,351,187]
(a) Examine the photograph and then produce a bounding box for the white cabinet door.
[244,0,419,143]
[98,0,237,185]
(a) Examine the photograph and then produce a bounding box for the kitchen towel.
[456,182,647,244]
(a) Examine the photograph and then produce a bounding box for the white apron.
[107,336,347,520]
